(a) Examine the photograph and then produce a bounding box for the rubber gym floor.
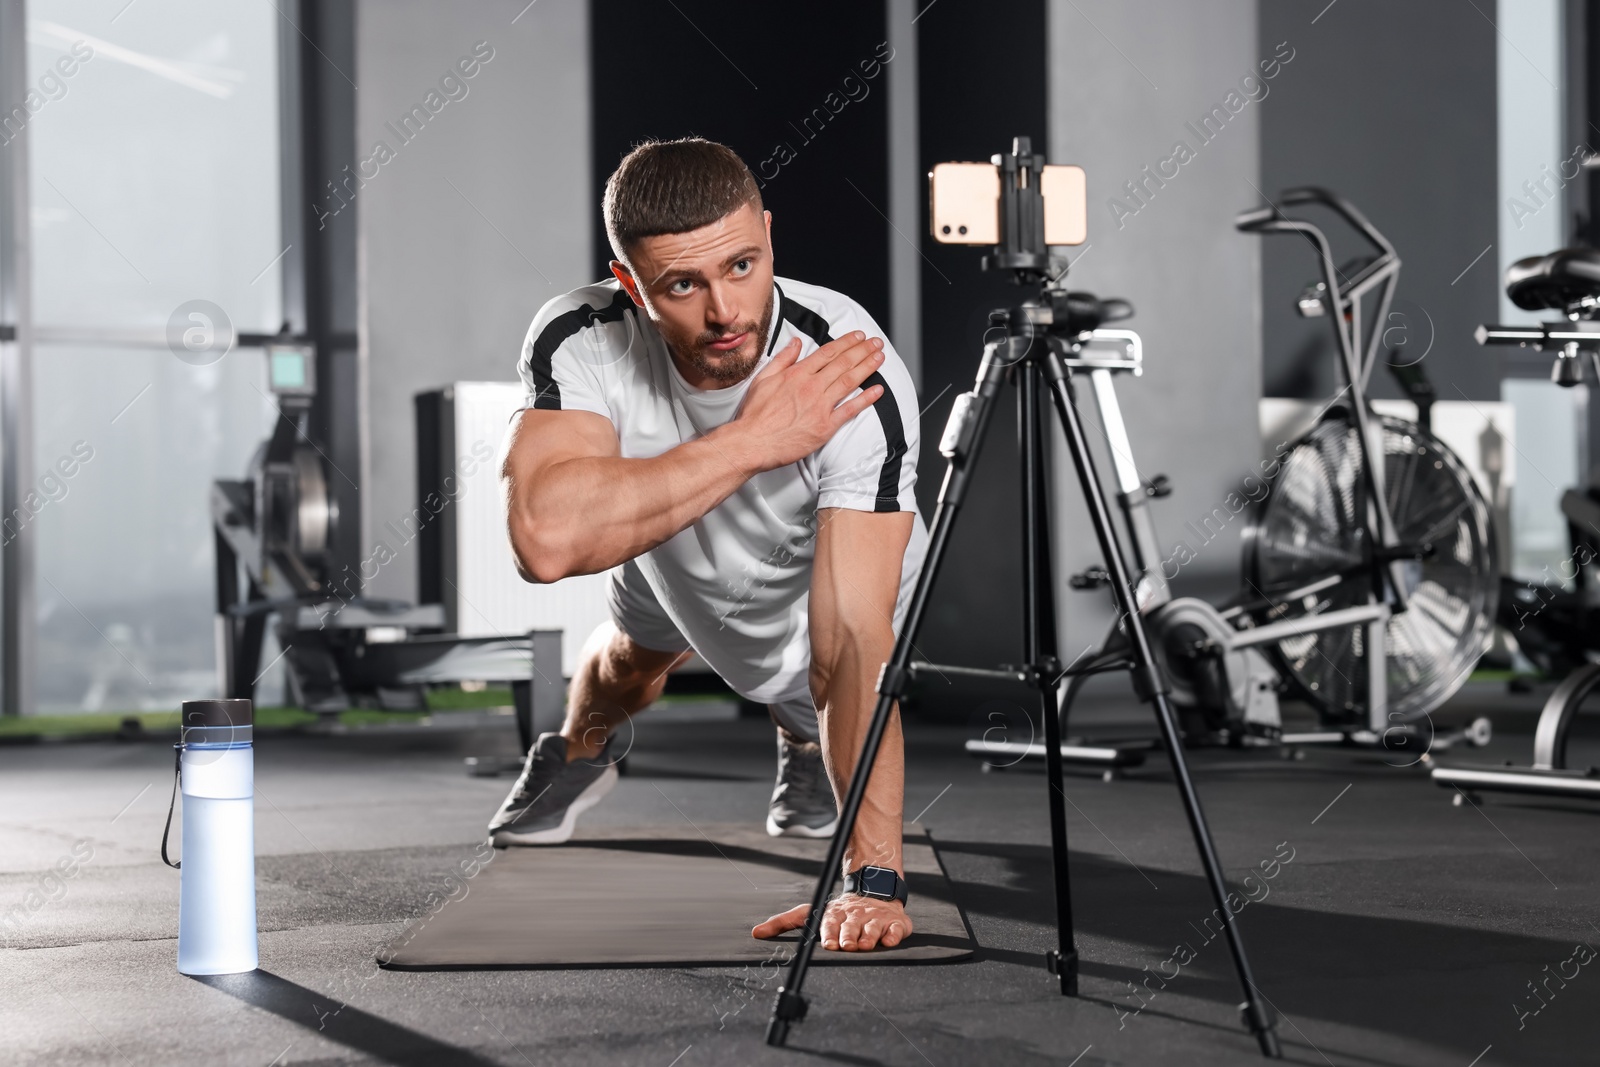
[2,682,1596,1066]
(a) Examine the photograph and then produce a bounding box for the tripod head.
[939,136,1134,343]
[978,136,1055,281]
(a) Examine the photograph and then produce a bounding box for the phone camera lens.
[958,225,968,235]
[941,225,951,235]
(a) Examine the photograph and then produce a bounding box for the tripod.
[765,140,1280,1058]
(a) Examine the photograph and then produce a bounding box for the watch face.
[859,866,898,899]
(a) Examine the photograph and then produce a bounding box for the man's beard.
[665,289,775,386]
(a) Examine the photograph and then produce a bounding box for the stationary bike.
[977,189,1498,770]
[1435,248,1600,800]
[1228,190,1498,742]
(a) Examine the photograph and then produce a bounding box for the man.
[491,138,925,953]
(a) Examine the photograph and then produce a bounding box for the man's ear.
[610,260,645,307]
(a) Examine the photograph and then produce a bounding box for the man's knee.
[581,622,688,693]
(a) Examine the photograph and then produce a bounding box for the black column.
[279,0,362,590]
[589,0,892,328]
[913,0,1048,718]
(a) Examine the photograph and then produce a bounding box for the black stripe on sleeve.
[777,285,834,347]
[525,288,633,410]
[859,370,907,512]
[778,286,907,513]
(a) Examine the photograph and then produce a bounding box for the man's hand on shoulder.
[719,332,885,473]
[751,892,912,952]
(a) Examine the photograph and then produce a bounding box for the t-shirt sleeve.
[815,311,920,514]
[514,291,628,422]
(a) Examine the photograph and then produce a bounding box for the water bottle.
[175,698,257,975]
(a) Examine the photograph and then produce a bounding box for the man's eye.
[670,279,694,294]
[732,259,752,276]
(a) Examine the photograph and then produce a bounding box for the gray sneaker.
[488,732,618,846]
[766,732,839,838]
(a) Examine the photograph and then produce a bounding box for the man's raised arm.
[503,332,885,583]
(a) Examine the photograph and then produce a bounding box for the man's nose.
[705,282,738,327]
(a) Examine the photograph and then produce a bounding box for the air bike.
[1434,247,1600,802]
[964,187,1498,776]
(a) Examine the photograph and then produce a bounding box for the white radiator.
[418,381,610,678]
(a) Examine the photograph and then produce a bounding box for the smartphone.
[929,162,1087,246]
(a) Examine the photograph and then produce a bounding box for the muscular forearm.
[754,507,913,952]
[508,424,758,582]
[813,629,905,879]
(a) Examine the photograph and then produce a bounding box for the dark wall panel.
[912,0,1048,716]
[1259,1,1499,402]
[589,0,889,327]
[590,0,1047,719]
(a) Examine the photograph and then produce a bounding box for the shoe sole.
[490,763,618,847]
[766,813,839,839]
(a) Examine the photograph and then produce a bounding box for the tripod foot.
[1256,1028,1282,1058]
[766,987,808,1046]
[1240,1000,1280,1058]
[1045,949,1079,996]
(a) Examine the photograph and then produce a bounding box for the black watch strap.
[842,865,908,906]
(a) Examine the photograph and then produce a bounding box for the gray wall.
[1048,0,1264,647]
[356,0,591,603]
[1258,0,1499,402]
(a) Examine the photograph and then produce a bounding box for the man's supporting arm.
[504,333,885,583]
[754,507,914,951]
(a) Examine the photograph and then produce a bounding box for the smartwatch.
[842,865,909,906]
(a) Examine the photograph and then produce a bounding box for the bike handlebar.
[1234,186,1395,259]
[1278,186,1395,256]
[1233,205,1280,232]
[1475,323,1600,348]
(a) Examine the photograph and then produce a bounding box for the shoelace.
[509,751,554,805]
[511,741,604,805]
[512,764,550,806]
[779,742,825,808]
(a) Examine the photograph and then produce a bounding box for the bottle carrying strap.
[161,742,181,870]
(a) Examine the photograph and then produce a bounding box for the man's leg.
[560,621,691,761]
[488,561,691,845]
[765,697,839,837]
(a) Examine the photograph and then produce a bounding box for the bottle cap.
[182,698,253,728]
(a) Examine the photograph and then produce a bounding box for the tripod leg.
[766,343,1012,1047]
[1041,350,1281,1059]
[1021,364,1078,994]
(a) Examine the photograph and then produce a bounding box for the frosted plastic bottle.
[176,698,258,975]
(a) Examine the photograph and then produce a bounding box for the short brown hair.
[603,138,763,263]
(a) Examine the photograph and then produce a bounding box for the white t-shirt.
[514,276,928,705]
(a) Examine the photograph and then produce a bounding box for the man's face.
[611,202,775,388]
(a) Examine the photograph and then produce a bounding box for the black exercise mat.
[377,822,972,969]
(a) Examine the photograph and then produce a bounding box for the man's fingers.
[859,917,885,950]
[837,915,864,950]
[751,902,810,940]
[820,905,843,949]
[820,351,885,411]
[881,920,908,948]
[757,337,802,378]
[821,337,884,393]
[831,383,884,427]
[805,331,867,373]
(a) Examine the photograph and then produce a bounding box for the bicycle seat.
[1505,248,1600,310]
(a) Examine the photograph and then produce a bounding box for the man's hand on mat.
[752,895,913,951]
